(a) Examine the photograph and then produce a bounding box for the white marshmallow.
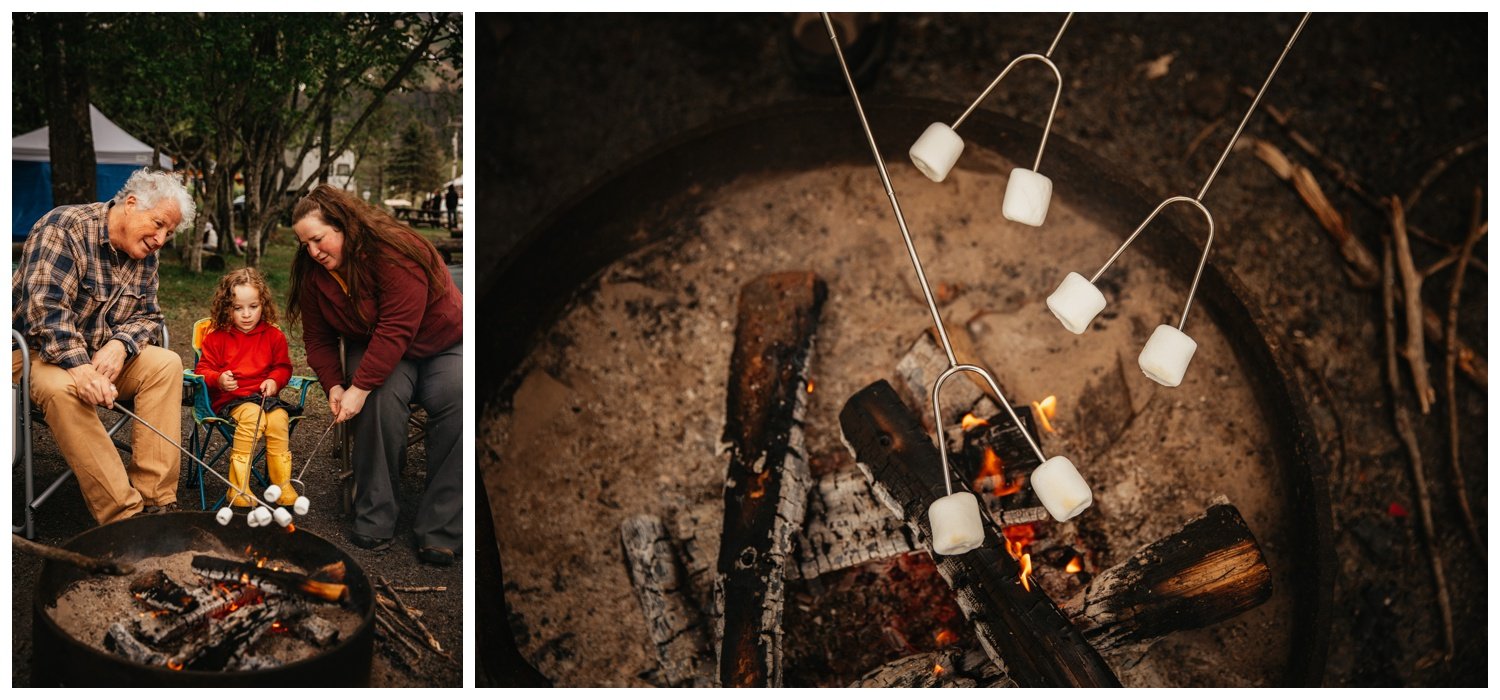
[246,511,260,527]
[216,507,234,526]
[909,122,965,183]
[264,485,282,503]
[273,507,293,527]
[1032,455,1093,522]
[252,506,272,527]
[1002,168,1053,227]
[294,496,310,516]
[1047,272,1107,334]
[928,491,985,556]
[1139,324,1198,387]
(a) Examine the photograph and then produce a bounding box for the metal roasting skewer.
[1088,12,1310,331]
[949,12,1072,172]
[108,402,272,510]
[291,421,338,494]
[824,12,1047,497]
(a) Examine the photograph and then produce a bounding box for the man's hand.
[260,379,279,396]
[328,384,345,419]
[91,339,128,382]
[335,386,370,423]
[66,363,118,408]
[219,370,238,391]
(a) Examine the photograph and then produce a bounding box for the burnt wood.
[621,514,714,687]
[1069,502,1273,655]
[191,556,349,603]
[715,271,826,688]
[839,380,1120,688]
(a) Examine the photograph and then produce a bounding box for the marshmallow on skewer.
[216,507,234,526]
[1139,324,1198,387]
[909,123,965,183]
[1002,168,1052,227]
[264,484,282,503]
[1031,455,1093,522]
[273,507,293,527]
[928,491,985,556]
[247,511,260,527]
[252,506,273,527]
[1047,272,1107,334]
[294,496,310,516]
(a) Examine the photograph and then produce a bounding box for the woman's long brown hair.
[287,184,451,328]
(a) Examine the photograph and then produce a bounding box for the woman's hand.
[327,384,345,418]
[260,379,279,396]
[336,386,370,423]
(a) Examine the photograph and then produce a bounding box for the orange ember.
[1066,555,1083,574]
[167,660,184,671]
[806,378,815,394]
[960,413,989,431]
[934,628,958,647]
[747,470,772,499]
[933,663,944,676]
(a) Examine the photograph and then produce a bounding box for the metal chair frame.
[12,325,169,540]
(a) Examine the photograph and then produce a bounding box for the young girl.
[196,268,298,508]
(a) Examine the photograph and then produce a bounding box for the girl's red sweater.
[196,321,294,414]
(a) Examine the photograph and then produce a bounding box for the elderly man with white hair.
[11,169,196,524]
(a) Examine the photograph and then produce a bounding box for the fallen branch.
[1444,189,1487,559]
[1389,197,1435,413]
[389,585,447,593]
[377,576,447,657]
[1405,136,1488,211]
[1250,138,1380,287]
[12,534,135,576]
[1382,240,1454,664]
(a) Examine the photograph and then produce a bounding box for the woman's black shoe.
[350,533,392,551]
[418,545,456,566]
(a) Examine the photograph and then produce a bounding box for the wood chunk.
[1068,502,1273,660]
[852,647,1010,688]
[715,271,826,688]
[839,380,1120,688]
[621,514,714,687]
[297,615,341,648]
[794,470,916,580]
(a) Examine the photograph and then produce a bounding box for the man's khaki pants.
[12,346,183,524]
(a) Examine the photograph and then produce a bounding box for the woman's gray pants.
[345,342,463,550]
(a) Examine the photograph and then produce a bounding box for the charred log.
[620,514,714,687]
[129,571,199,614]
[794,470,916,580]
[839,380,1120,688]
[1070,502,1273,657]
[715,271,826,687]
[191,555,348,602]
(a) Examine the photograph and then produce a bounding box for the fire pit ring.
[479,99,1334,686]
[32,512,376,687]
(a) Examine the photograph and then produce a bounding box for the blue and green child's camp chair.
[182,318,318,510]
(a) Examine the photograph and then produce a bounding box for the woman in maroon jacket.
[288,185,463,565]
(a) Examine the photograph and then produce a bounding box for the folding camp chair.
[182,318,318,510]
[13,325,171,540]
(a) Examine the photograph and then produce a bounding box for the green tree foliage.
[387,120,444,200]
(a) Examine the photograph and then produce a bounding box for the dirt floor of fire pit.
[484,157,1297,687]
[12,397,462,687]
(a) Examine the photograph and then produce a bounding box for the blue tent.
[12,105,172,241]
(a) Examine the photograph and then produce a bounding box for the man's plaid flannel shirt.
[11,201,165,370]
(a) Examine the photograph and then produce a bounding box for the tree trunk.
[40,15,95,206]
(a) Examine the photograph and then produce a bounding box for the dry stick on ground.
[1249,138,1488,389]
[1382,240,1455,665]
[1389,197,1436,414]
[1253,93,1486,275]
[12,534,134,575]
[1444,189,1487,559]
[1404,136,1488,211]
[377,576,447,656]
[389,586,447,593]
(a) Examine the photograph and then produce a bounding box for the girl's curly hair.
[209,268,278,332]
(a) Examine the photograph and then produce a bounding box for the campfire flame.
[973,447,1024,497]
[806,378,815,394]
[1031,395,1059,434]
[960,413,989,431]
[934,628,958,647]
[933,662,944,676]
[1066,555,1083,574]
[167,659,183,671]
[1002,524,1037,592]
